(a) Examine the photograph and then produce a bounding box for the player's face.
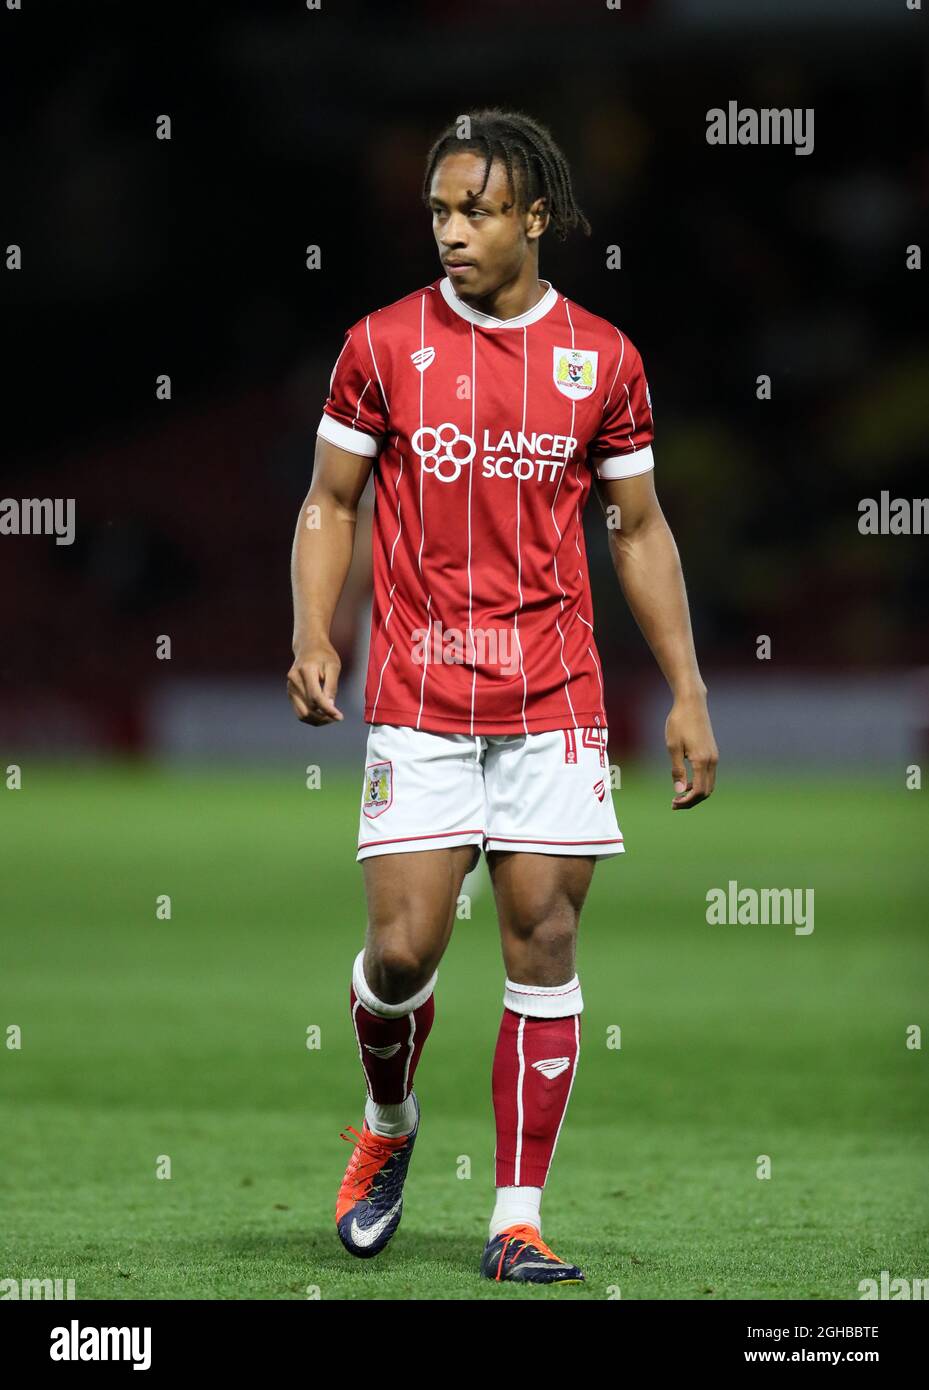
[429,152,545,300]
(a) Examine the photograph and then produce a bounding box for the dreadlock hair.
[421,108,591,241]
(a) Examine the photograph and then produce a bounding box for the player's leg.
[488,848,593,1214]
[351,721,484,1124]
[478,726,622,1283]
[336,722,484,1257]
[489,848,592,986]
[352,843,477,1135]
[478,850,591,1282]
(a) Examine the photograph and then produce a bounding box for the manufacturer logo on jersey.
[553,347,598,400]
[531,1056,572,1081]
[411,346,435,373]
[593,778,606,802]
[363,760,393,818]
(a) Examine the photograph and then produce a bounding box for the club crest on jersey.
[363,761,393,818]
[411,346,435,372]
[553,347,598,400]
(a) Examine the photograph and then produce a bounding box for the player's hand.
[287,642,344,725]
[665,691,718,809]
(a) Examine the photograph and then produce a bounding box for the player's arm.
[288,437,374,726]
[594,467,718,808]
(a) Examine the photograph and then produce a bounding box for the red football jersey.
[318,275,655,735]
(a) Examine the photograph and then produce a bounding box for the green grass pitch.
[1,761,926,1300]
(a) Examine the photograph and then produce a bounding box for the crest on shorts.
[553,347,598,400]
[363,760,393,818]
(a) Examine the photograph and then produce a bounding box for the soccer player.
[288,109,718,1284]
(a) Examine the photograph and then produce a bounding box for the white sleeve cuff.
[317,411,382,457]
[594,443,654,479]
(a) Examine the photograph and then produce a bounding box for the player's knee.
[366,939,435,1000]
[532,918,577,966]
[505,900,576,954]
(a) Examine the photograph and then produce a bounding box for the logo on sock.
[364,1042,402,1059]
[531,1056,571,1080]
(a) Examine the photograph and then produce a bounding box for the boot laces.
[338,1124,406,1203]
[499,1223,564,1266]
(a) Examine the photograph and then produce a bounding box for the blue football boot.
[480,1223,585,1284]
[335,1094,420,1258]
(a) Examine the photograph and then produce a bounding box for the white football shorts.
[356,722,624,865]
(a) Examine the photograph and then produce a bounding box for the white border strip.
[594,443,655,480]
[317,411,381,457]
[439,275,557,330]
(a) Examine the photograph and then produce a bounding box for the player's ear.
[526,196,549,240]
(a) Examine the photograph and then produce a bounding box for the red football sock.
[350,982,435,1104]
[492,1007,580,1188]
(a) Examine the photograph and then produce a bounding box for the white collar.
[440,275,558,329]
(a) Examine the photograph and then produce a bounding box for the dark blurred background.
[1,0,926,764]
